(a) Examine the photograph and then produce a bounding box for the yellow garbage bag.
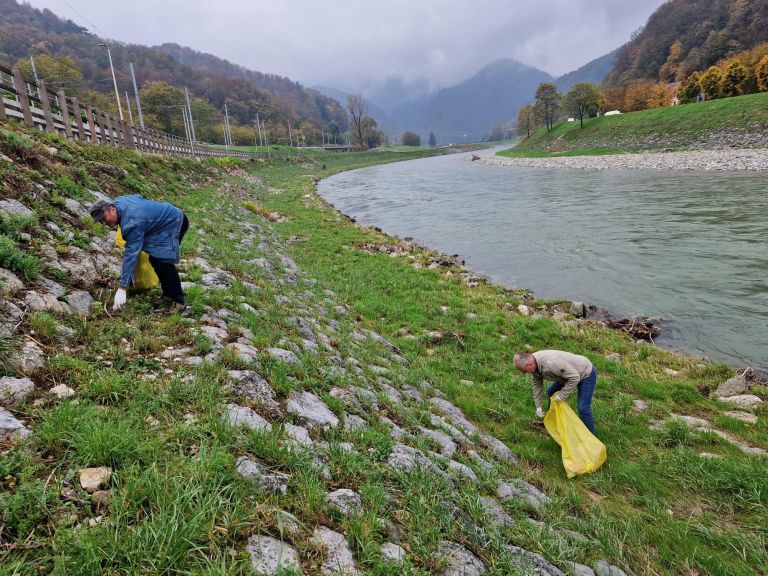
[544,400,607,478]
[114,226,159,291]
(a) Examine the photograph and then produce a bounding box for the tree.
[346,93,369,149]
[623,80,656,111]
[487,123,505,141]
[757,54,768,91]
[516,105,537,138]
[659,40,685,82]
[563,83,604,128]
[428,132,437,147]
[721,62,748,97]
[677,72,702,103]
[699,66,723,100]
[16,54,83,95]
[534,83,560,131]
[140,81,186,134]
[646,82,674,109]
[401,131,421,146]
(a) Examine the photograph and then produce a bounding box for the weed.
[0,235,40,279]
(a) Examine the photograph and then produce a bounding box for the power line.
[59,0,107,37]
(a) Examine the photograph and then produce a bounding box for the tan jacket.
[531,350,594,410]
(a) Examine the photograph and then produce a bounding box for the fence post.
[123,120,135,150]
[104,112,114,146]
[0,88,6,121]
[71,97,84,141]
[37,79,56,133]
[57,90,73,139]
[86,105,98,143]
[11,67,34,127]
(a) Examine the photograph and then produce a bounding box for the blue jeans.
[547,367,597,434]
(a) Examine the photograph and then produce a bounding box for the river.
[318,150,768,372]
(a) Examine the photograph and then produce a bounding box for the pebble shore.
[477,147,768,171]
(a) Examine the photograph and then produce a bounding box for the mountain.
[392,59,553,143]
[604,0,768,85]
[555,49,619,92]
[0,0,347,141]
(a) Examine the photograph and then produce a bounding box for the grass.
[504,91,768,156]
[0,119,765,575]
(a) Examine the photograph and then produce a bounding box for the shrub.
[0,235,40,279]
[0,212,37,238]
[53,176,88,201]
[756,54,768,92]
[28,312,60,343]
[0,131,36,163]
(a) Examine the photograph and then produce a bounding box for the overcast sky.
[24,0,665,88]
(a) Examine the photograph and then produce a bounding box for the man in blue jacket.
[89,195,189,313]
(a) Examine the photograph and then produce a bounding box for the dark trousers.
[149,214,189,304]
[547,367,597,434]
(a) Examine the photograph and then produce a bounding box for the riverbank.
[482,146,768,171]
[1,122,766,575]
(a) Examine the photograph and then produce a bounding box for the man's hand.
[113,288,127,310]
[535,407,544,419]
[552,393,562,402]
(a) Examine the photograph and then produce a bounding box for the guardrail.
[0,61,266,160]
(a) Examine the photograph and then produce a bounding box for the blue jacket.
[114,195,184,287]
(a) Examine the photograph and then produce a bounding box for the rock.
[0,408,31,441]
[329,387,365,413]
[594,560,628,576]
[445,460,477,482]
[517,304,530,316]
[459,379,474,387]
[564,562,596,576]
[379,383,402,404]
[479,496,514,528]
[63,198,87,218]
[0,268,24,297]
[0,199,34,218]
[497,479,550,510]
[419,427,457,457]
[24,290,71,314]
[481,434,519,465]
[437,541,485,576]
[553,310,567,321]
[632,399,649,412]
[570,301,586,318]
[267,347,300,365]
[0,301,24,337]
[236,457,288,495]
[386,444,449,480]
[223,404,272,432]
[325,489,362,516]
[715,374,750,397]
[66,290,94,316]
[401,384,423,402]
[284,423,314,447]
[227,342,261,364]
[286,391,339,430]
[274,510,301,536]
[245,534,302,575]
[50,384,76,399]
[718,395,763,411]
[61,247,100,287]
[724,410,758,424]
[506,545,566,576]
[201,271,235,289]
[663,368,680,377]
[605,353,621,362]
[10,340,46,374]
[0,376,35,404]
[228,370,280,412]
[429,397,478,435]
[380,542,406,563]
[344,414,367,432]
[312,526,359,575]
[78,467,112,492]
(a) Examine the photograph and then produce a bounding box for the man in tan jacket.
[514,350,597,434]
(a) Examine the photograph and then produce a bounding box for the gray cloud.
[24,0,664,87]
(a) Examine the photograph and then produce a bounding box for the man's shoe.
[166,302,192,316]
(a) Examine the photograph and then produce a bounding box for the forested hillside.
[0,0,347,144]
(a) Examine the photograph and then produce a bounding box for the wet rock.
[594,560,628,576]
[380,542,406,563]
[246,534,302,575]
[286,391,339,429]
[66,290,94,316]
[0,268,24,297]
[715,374,750,397]
[236,457,288,495]
[50,384,76,399]
[312,526,359,575]
[497,479,550,510]
[0,408,31,441]
[506,545,565,576]
[481,434,519,465]
[223,404,272,432]
[325,488,362,516]
[10,340,46,374]
[479,496,514,528]
[0,376,35,404]
[78,467,112,492]
[718,394,762,411]
[437,541,485,576]
[267,347,300,365]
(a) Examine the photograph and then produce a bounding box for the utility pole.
[129,63,144,128]
[288,122,293,147]
[124,91,134,125]
[100,43,124,120]
[29,55,39,83]
[256,113,263,147]
[184,86,196,142]
[224,102,232,150]
[182,106,190,143]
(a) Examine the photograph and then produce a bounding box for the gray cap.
[89,199,113,222]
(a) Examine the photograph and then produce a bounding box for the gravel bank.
[478,147,768,171]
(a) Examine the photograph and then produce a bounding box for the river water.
[318,151,768,372]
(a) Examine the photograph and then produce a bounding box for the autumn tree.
[721,62,748,96]
[563,83,604,128]
[346,93,369,149]
[516,105,537,138]
[646,82,674,108]
[659,40,685,82]
[140,81,186,134]
[677,72,702,103]
[401,131,421,146]
[15,54,83,95]
[699,66,723,99]
[623,80,656,112]
[757,54,768,91]
[428,132,437,147]
[534,83,561,131]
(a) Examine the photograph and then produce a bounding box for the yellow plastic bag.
[544,400,607,478]
[115,227,159,291]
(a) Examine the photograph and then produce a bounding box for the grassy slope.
[502,91,768,157]
[0,125,766,576]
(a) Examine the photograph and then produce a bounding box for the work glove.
[113,287,127,311]
[535,407,544,419]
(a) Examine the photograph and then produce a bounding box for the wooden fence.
[0,61,266,160]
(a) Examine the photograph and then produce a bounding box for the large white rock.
[0,376,35,405]
[718,395,763,411]
[10,340,46,374]
[267,347,301,365]
[66,290,94,316]
[79,467,112,492]
[312,526,359,575]
[0,408,31,441]
[429,397,478,435]
[246,534,302,575]
[223,404,272,432]
[286,391,338,429]
[325,489,361,517]
[0,199,34,218]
